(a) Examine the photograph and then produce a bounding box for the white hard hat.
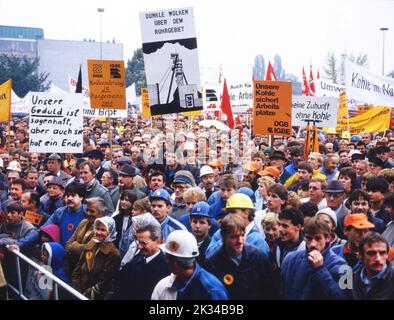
[199,165,214,178]
[6,160,21,172]
[0,158,3,168]
[186,132,196,140]
[160,230,199,258]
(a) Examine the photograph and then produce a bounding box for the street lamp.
[97,8,105,59]
[380,27,389,76]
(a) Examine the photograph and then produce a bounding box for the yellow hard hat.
[326,128,337,134]
[341,131,350,139]
[226,193,254,210]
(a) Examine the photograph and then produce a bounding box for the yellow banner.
[0,80,12,122]
[338,92,348,119]
[336,106,391,134]
[141,88,151,118]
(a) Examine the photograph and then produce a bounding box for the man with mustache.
[352,232,394,299]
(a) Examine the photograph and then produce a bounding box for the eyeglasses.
[136,239,153,246]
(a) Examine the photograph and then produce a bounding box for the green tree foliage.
[323,52,368,84]
[252,55,265,80]
[0,54,50,97]
[126,48,146,95]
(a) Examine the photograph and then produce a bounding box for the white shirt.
[151,274,178,300]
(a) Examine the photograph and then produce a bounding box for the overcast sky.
[1,0,393,83]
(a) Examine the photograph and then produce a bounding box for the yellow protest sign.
[141,88,151,118]
[336,106,391,134]
[24,210,44,226]
[338,92,348,119]
[0,80,12,122]
[253,81,292,137]
[88,60,126,109]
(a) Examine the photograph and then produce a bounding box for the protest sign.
[336,106,391,134]
[315,79,345,97]
[25,210,44,227]
[253,81,292,136]
[28,92,83,153]
[0,80,11,122]
[139,7,203,115]
[88,60,126,110]
[203,83,222,112]
[345,60,394,106]
[292,96,338,128]
[68,75,127,118]
[141,88,151,117]
[229,82,253,115]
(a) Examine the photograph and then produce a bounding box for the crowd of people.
[0,115,393,300]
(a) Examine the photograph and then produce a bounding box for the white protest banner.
[292,96,338,128]
[28,92,83,153]
[11,90,29,116]
[345,60,394,107]
[139,7,203,115]
[228,81,253,114]
[68,76,127,118]
[315,79,345,97]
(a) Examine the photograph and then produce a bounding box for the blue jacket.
[17,204,86,250]
[45,242,71,285]
[281,248,348,299]
[174,264,229,300]
[331,243,363,273]
[208,197,227,221]
[39,194,65,216]
[205,224,269,259]
[160,215,187,241]
[280,162,297,184]
[205,244,275,299]
[178,214,220,237]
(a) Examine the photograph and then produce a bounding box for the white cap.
[6,160,21,172]
[160,230,199,258]
[199,165,214,178]
[316,208,337,228]
[0,158,3,168]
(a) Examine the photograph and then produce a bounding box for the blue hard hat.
[190,201,211,218]
[237,187,256,204]
[150,189,171,206]
[350,135,361,143]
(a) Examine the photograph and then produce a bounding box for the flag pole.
[107,114,113,162]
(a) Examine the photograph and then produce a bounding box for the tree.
[323,51,369,84]
[284,73,302,95]
[126,48,146,95]
[273,54,286,80]
[252,55,265,80]
[0,54,50,97]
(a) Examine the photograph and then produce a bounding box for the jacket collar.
[84,240,114,255]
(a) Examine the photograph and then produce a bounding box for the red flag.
[265,61,277,81]
[220,79,235,129]
[302,67,310,96]
[309,64,315,96]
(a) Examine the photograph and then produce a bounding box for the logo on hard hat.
[168,241,179,253]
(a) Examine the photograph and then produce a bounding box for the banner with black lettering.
[139,7,203,115]
[29,92,83,153]
[345,60,394,107]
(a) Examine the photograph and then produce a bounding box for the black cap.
[375,145,390,154]
[118,164,136,177]
[325,180,345,194]
[87,149,104,161]
[270,150,286,161]
[351,153,365,161]
[369,157,385,168]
